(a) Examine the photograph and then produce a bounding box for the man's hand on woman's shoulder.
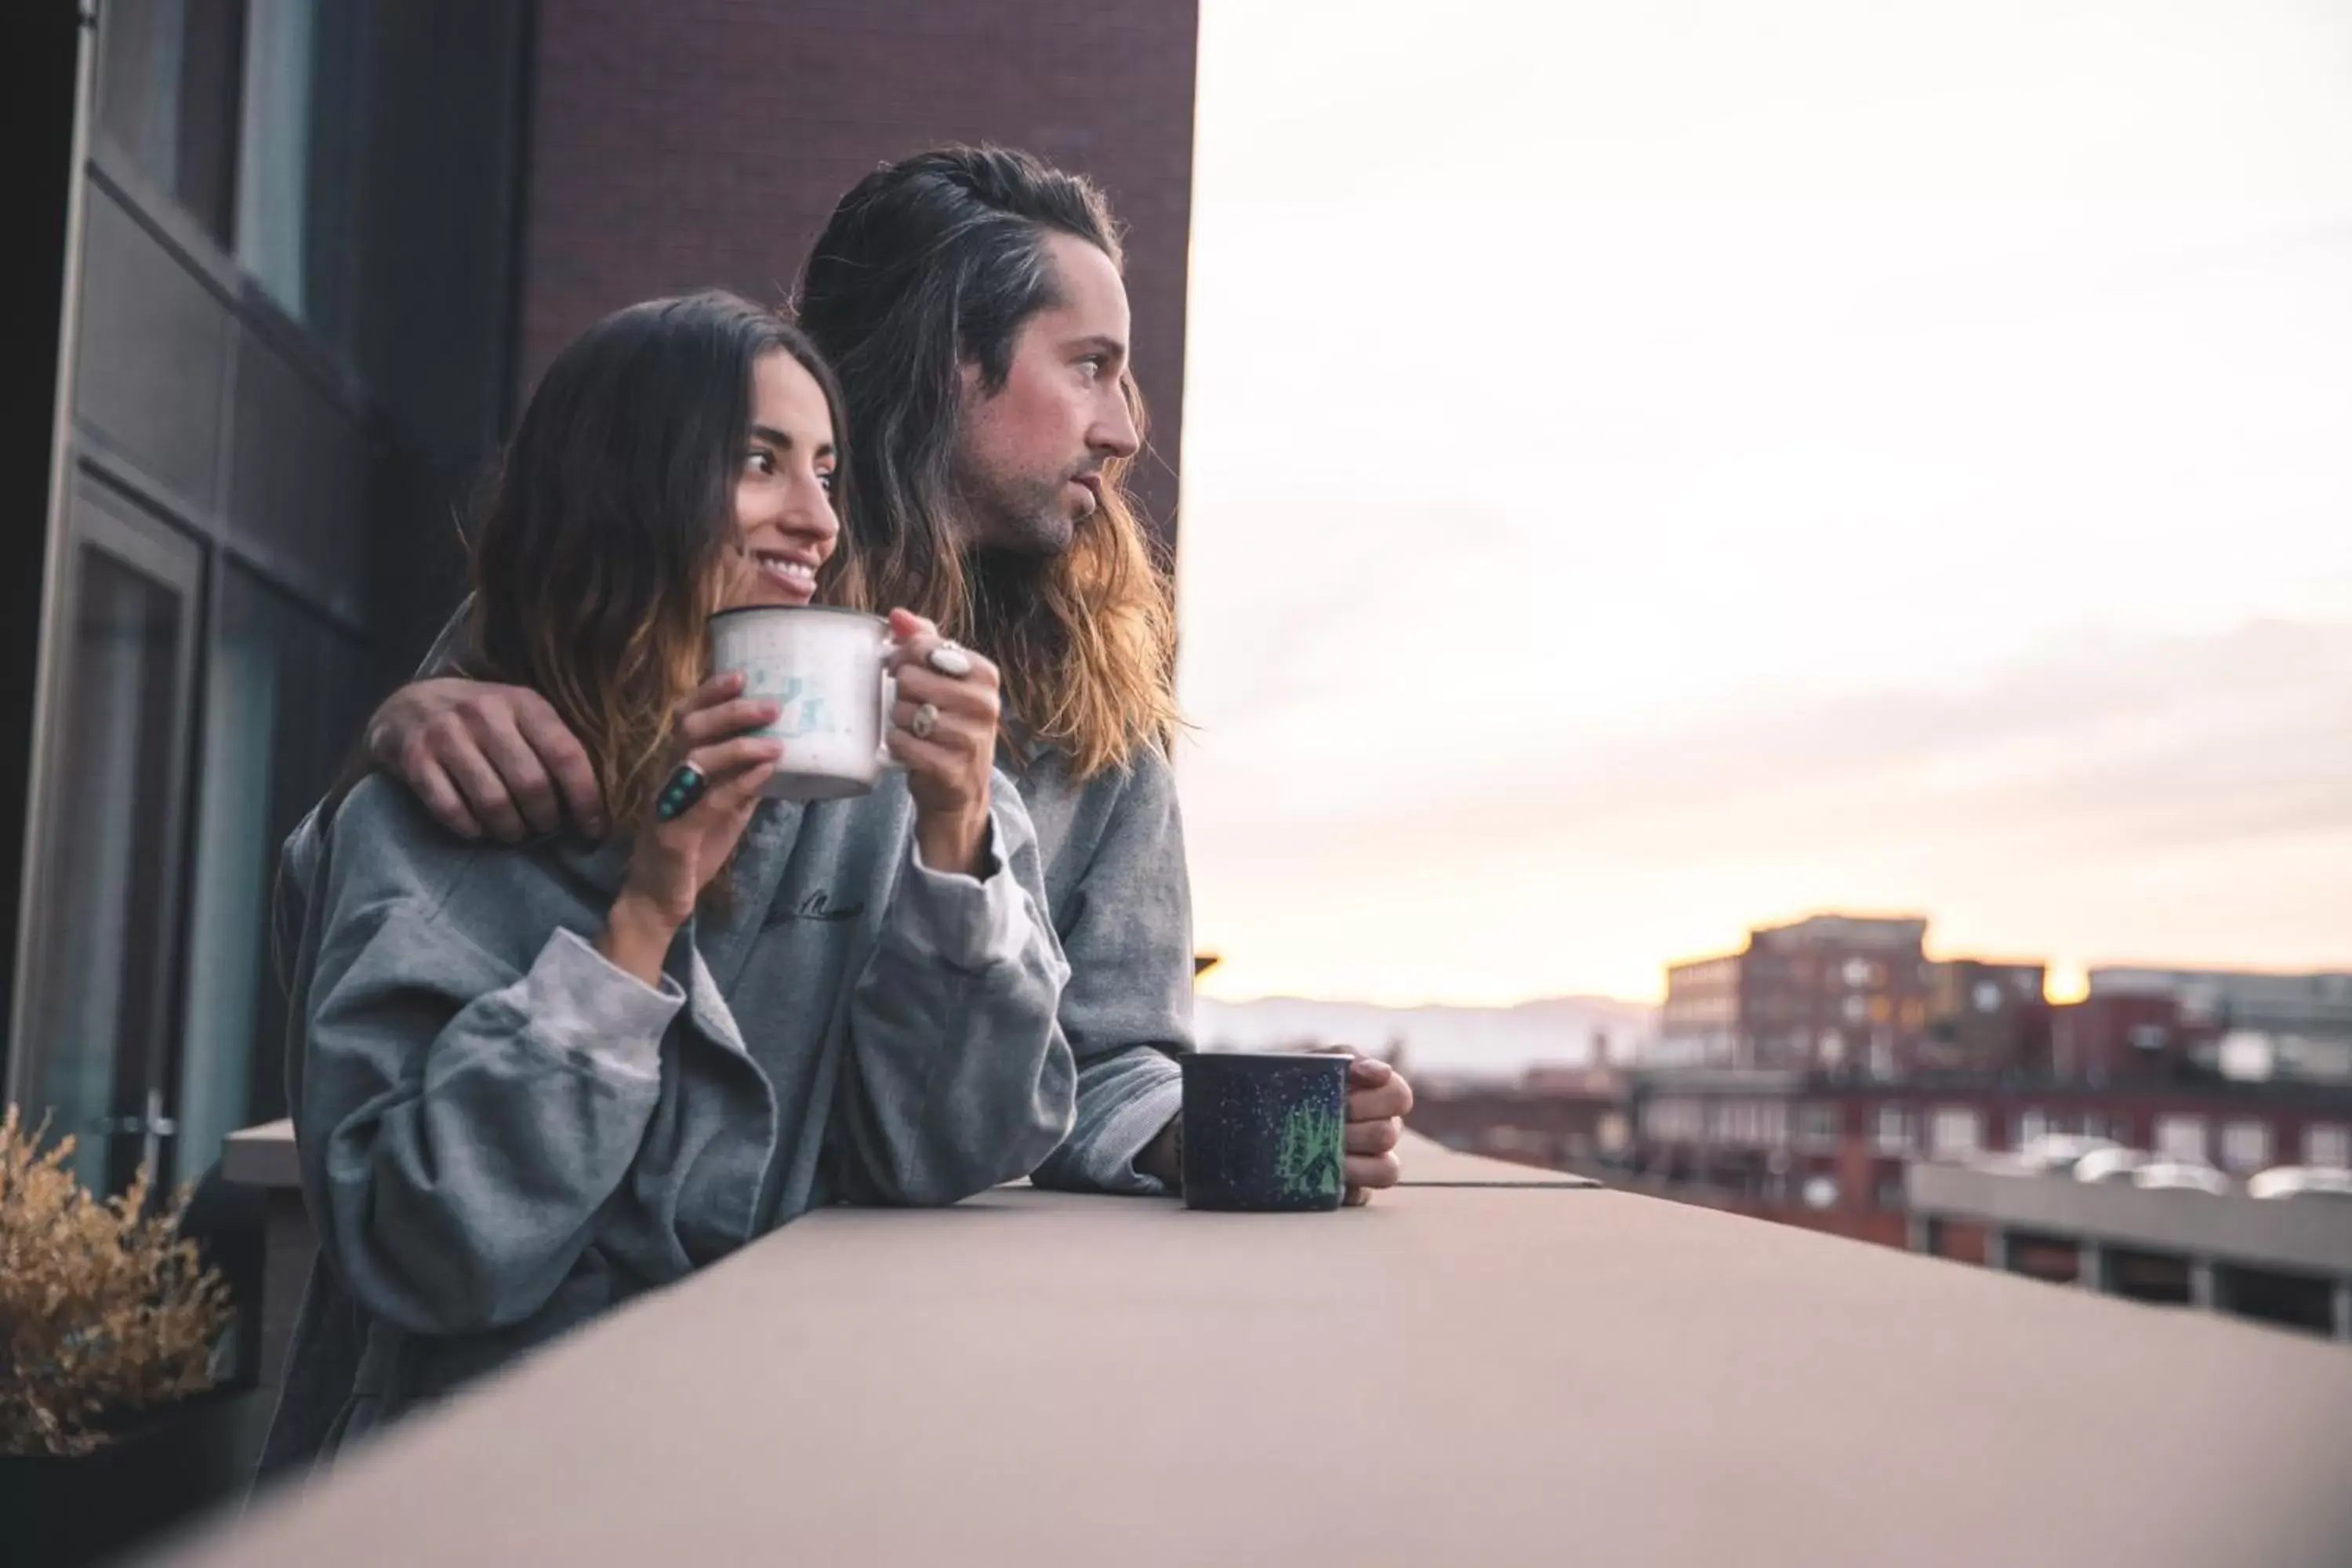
[366,678,606,841]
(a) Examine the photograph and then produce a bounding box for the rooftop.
[156,1134,2352,1566]
[1909,1160,2352,1279]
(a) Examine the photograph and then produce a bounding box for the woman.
[258,292,1074,1475]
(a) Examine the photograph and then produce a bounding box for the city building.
[1660,913,1932,1076]
[9,0,535,1205]
[2090,966,2352,1080]
[1633,1069,2350,1200]
[1907,1160,2352,1341]
[1922,957,2049,1075]
[1421,919,2352,1261]
[2049,990,2215,1084]
[1406,1065,1632,1169]
[1415,1064,2352,1253]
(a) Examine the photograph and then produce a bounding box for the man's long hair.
[796,146,1178,779]
[466,292,857,827]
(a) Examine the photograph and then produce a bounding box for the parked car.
[2073,1147,2153,1185]
[2246,1166,2352,1201]
[2012,1134,2122,1174]
[2132,1160,2231,1196]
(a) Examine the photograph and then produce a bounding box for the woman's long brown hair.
[463,292,855,828]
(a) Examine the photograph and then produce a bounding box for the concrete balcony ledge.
[166,1135,2352,1566]
[221,1118,300,1190]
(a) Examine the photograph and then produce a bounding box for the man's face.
[950,231,1142,555]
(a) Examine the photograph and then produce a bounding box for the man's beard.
[963,463,1094,557]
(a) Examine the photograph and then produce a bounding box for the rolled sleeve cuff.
[1094,1071,1185,1195]
[1037,1058,1184,1196]
[521,926,685,1083]
[895,808,1025,971]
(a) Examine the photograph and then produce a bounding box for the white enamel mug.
[708,605,901,801]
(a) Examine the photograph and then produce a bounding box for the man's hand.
[1138,1051,1415,1201]
[365,678,606,841]
[1333,1053,1413,1206]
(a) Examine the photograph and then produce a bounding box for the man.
[336,147,1410,1199]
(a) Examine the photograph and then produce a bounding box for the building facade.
[5,0,532,1202]
[1660,913,1933,1076]
[1908,1160,2352,1341]
[2089,966,2352,1081]
[5,0,1199,1209]
[1922,957,2049,1075]
[1414,1065,2352,1252]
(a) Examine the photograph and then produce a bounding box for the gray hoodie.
[1012,742,1192,1193]
[259,768,1074,1473]
[332,601,1194,1192]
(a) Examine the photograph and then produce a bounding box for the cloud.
[1179,0,2352,1003]
[1184,618,2352,1001]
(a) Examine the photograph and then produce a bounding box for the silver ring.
[927,641,975,678]
[909,702,940,740]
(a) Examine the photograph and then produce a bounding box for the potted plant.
[1,1106,238,1568]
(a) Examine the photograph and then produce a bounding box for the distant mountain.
[1192,994,1658,1083]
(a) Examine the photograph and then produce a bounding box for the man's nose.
[1092,390,1142,460]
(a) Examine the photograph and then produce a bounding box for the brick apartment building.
[2089,966,2352,1080]
[2052,990,2208,1082]
[1421,913,2352,1255]
[1413,1064,2352,1248]
[1661,913,1939,1077]
[1653,914,2273,1084]
[1924,956,2050,1074]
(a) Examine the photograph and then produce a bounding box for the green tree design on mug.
[1275,1104,1345,1200]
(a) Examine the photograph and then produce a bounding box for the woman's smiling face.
[719,350,841,610]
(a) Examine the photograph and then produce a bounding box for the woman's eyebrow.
[750,423,793,447]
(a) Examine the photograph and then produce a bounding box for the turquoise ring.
[654,763,707,822]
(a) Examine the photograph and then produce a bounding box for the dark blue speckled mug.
[1180,1051,1348,1212]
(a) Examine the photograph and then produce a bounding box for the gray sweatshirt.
[258,768,1073,1473]
[1012,742,1191,1193]
[359,601,1193,1192]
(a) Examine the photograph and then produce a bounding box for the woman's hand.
[883,608,1001,877]
[598,673,782,984]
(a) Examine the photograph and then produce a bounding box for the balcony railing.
[145,1128,2352,1566]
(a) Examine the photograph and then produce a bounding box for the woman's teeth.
[757,556,815,590]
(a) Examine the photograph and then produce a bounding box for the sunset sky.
[1172,0,2352,1006]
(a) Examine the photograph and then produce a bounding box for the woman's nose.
[782,477,840,540]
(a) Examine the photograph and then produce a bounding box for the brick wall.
[519,0,1199,541]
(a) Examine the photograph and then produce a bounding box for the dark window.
[236,0,363,352]
[96,0,247,246]
[14,488,203,1195]
[173,566,367,1181]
